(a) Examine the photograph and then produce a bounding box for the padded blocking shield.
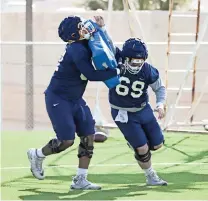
[86,20,120,89]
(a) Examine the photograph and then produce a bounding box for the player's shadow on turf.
[162,148,208,170]
[18,186,147,200]
[17,172,208,200]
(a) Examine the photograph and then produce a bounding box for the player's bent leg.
[28,91,77,180]
[27,139,74,180]
[71,102,101,190]
[134,144,167,186]
[141,107,165,152]
[134,144,152,169]
[71,135,101,190]
[42,138,74,155]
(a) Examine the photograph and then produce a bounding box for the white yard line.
[1,162,207,171]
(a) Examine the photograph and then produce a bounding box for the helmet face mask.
[82,20,96,34]
[78,20,96,40]
[78,22,90,40]
[125,58,145,74]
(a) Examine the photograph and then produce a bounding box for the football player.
[109,38,168,186]
[27,15,122,190]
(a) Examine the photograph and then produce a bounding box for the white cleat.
[146,171,168,186]
[70,175,101,190]
[27,148,45,180]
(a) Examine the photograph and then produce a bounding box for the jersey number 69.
[116,77,145,98]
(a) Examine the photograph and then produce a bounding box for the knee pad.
[48,138,73,153]
[78,136,94,158]
[134,149,151,163]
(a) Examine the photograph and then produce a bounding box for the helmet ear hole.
[71,33,76,38]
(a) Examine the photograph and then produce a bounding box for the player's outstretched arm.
[78,60,120,81]
[72,49,120,81]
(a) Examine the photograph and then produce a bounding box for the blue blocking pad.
[85,20,120,88]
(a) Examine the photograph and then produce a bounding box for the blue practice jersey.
[45,40,118,100]
[109,62,159,110]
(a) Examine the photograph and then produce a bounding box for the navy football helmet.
[122,38,148,74]
[58,16,82,42]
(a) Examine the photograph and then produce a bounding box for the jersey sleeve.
[150,78,166,106]
[70,44,118,81]
[147,64,160,84]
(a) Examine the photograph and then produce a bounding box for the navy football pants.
[45,91,95,141]
[111,104,164,149]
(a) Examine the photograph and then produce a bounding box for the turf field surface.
[1,130,208,200]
